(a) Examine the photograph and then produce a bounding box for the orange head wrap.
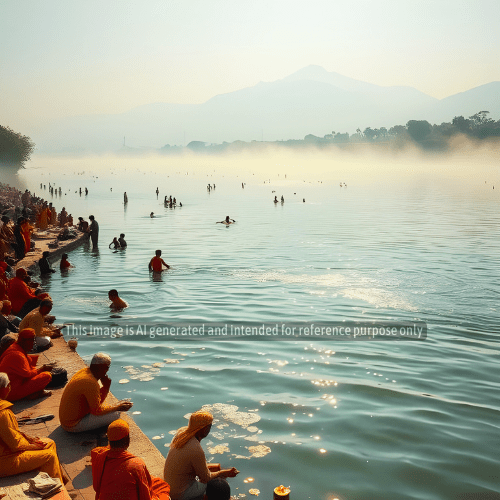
[107,419,130,441]
[170,410,213,449]
[18,328,36,340]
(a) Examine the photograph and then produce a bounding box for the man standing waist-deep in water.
[88,215,99,249]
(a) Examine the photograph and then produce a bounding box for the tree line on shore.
[2,110,499,167]
[0,125,35,168]
[176,110,500,153]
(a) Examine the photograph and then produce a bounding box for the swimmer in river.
[109,237,120,250]
[217,216,235,225]
[156,187,159,197]
[150,212,155,218]
[124,192,128,203]
[281,195,284,203]
[274,196,278,203]
[108,289,128,310]
[149,250,170,272]
[118,233,127,247]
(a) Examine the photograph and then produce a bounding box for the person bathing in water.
[109,237,120,250]
[149,250,170,272]
[108,290,128,310]
[217,216,235,225]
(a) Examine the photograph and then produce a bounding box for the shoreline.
[2,335,166,500]
[0,185,166,499]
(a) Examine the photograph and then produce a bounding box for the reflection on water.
[9,155,500,500]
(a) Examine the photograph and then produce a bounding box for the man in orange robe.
[0,328,53,401]
[0,372,67,483]
[91,419,170,500]
[7,268,50,317]
[59,353,133,432]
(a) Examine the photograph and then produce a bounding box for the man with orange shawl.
[0,372,68,483]
[8,268,51,318]
[163,410,239,500]
[91,419,170,500]
[0,328,53,401]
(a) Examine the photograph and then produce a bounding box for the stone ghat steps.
[1,337,166,500]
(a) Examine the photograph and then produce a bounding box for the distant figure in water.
[274,196,278,203]
[149,250,170,272]
[281,195,284,203]
[150,212,155,218]
[85,187,88,195]
[118,233,127,247]
[108,289,128,310]
[124,192,128,203]
[303,198,305,202]
[156,187,159,197]
[242,183,244,188]
[217,216,235,225]
[60,253,73,270]
[109,237,120,250]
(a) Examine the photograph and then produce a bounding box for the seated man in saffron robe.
[59,352,133,432]
[0,372,68,483]
[164,410,239,500]
[19,299,61,339]
[7,268,51,318]
[92,418,171,500]
[0,328,53,401]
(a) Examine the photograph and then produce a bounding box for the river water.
[10,149,500,500]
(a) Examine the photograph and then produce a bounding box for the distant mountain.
[429,81,500,124]
[34,66,500,153]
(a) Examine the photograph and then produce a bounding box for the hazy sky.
[2,0,500,132]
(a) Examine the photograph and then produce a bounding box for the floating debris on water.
[152,362,165,368]
[161,387,168,390]
[163,359,180,364]
[243,477,254,483]
[201,403,260,429]
[208,443,229,454]
[247,445,271,458]
[123,365,159,382]
[216,423,228,429]
[247,426,258,433]
[119,379,129,384]
[132,411,141,415]
[248,489,260,496]
[152,435,162,440]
